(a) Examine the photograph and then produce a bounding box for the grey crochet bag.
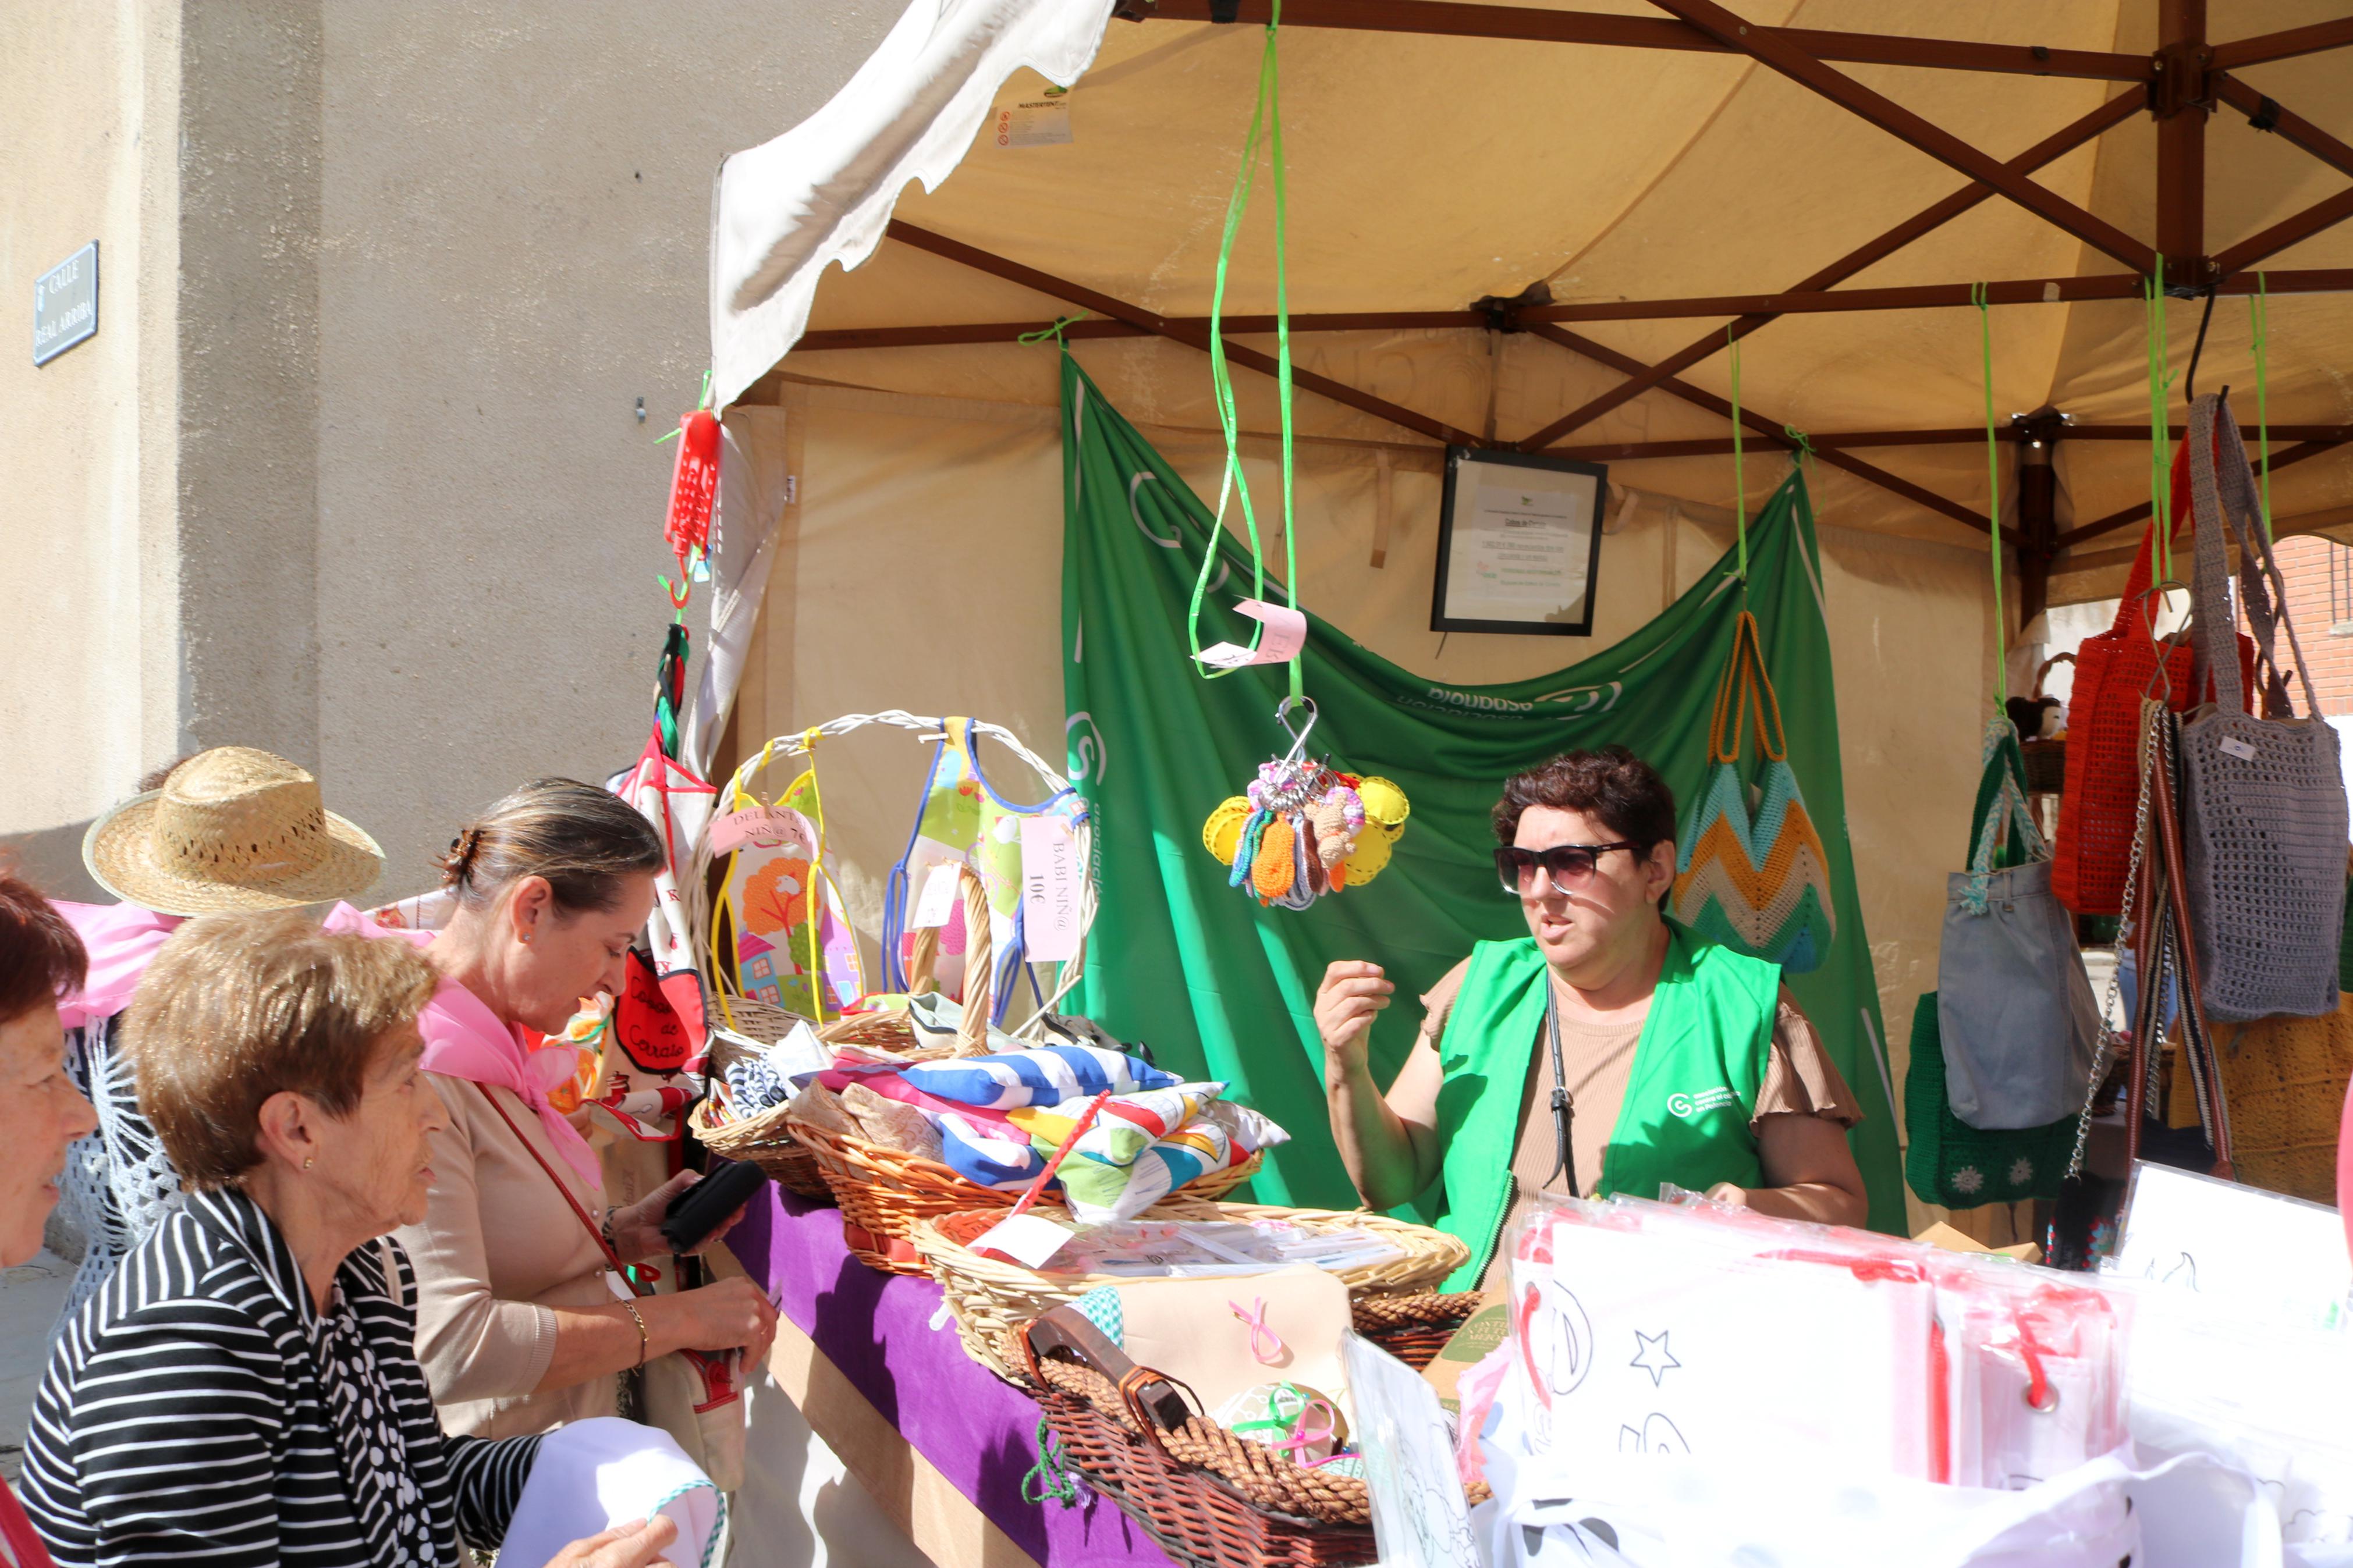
[2179,392,2348,1023]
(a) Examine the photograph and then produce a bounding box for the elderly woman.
[16,910,679,1568]
[388,780,774,1438]
[0,870,101,1567]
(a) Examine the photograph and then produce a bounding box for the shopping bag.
[2177,393,2350,1022]
[1938,719,2100,1129]
[1905,992,2076,1208]
[638,1345,746,1495]
[1670,611,1836,971]
[2050,437,2254,916]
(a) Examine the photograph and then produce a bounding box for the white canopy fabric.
[713,0,2353,566]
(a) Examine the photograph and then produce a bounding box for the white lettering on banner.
[1065,712,1108,783]
[1020,816,1083,962]
[1666,1086,1738,1119]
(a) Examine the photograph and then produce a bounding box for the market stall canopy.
[713,0,2353,607]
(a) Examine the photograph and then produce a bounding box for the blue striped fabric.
[899,1043,1176,1110]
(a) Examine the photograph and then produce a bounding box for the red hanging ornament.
[663,408,721,567]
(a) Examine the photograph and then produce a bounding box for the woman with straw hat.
[51,748,387,1321]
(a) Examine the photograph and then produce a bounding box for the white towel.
[499,1417,722,1568]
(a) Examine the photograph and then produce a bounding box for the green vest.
[1431,924,1778,1291]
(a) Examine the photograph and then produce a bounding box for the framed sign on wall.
[1430,446,1609,636]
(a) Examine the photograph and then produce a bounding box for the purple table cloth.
[729,1186,1169,1566]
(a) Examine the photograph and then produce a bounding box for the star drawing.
[1630,1329,1681,1388]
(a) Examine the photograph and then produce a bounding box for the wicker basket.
[911,1204,1471,1378]
[1008,1292,1484,1568]
[786,1114,1265,1274]
[689,1029,833,1202]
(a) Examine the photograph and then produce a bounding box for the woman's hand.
[1314,961,1393,1086]
[651,1277,778,1367]
[543,1514,679,1568]
[611,1169,750,1263]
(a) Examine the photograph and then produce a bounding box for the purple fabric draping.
[729,1188,1170,1566]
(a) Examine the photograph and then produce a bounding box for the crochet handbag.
[2050,439,2254,916]
[2177,392,2350,1023]
[2214,1003,2353,1204]
[1936,719,2100,1130]
[1671,611,1836,972]
[1904,991,2076,1210]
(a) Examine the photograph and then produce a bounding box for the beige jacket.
[398,1073,619,1439]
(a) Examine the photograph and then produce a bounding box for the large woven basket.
[689,1029,832,1201]
[911,1203,1470,1379]
[786,1114,1264,1274]
[1009,1292,1485,1568]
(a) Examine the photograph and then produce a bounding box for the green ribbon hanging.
[2145,259,2174,584]
[1974,283,2008,703]
[1187,0,1300,701]
[1729,329,1748,581]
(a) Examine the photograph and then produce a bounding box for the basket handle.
[2030,652,2074,702]
[903,866,998,1055]
[1706,611,1791,765]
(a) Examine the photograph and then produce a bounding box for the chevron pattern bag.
[1672,610,1836,972]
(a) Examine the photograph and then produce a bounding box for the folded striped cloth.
[899,1043,1176,1110]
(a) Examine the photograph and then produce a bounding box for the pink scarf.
[55,902,185,1033]
[322,905,602,1189]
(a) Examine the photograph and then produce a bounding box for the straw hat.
[83,747,385,916]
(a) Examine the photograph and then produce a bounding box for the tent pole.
[2212,76,2353,180]
[2012,410,2067,634]
[2155,0,2214,290]
[1647,0,2155,272]
[882,221,1485,446]
[1523,321,2010,542]
[789,267,2353,354]
[1509,90,2141,451]
[2213,187,2353,276]
[2054,435,2353,551]
[2210,15,2353,70]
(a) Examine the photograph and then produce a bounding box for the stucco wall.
[2,0,899,904]
[0,0,182,899]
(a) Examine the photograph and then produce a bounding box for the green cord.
[2251,272,2272,541]
[1018,311,1090,344]
[1729,329,1747,581]
[1022,1416,1085,1508]
[1188,1,1297,699]
[1974,283,2007,703]
[2145,260,2173,584]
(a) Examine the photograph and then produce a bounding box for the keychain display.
[1201,698,1408,908]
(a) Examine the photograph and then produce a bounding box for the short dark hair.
[0,866,88,1026]
[1492,746,1677,851]
[127,912,439,1190]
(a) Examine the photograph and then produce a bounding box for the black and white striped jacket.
[19,1187,541,1566]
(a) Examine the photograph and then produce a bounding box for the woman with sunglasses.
[1315,746,1868,1291]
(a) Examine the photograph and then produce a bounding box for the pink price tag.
[1020,817,1083,962]
[709,806,816,856]
[1195,600,1308,670]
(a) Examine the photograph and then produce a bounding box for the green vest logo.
[1666,1086,1738,1119]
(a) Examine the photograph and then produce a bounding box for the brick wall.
[2267,534,2353,716]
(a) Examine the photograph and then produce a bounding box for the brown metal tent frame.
[776,0,2353,628]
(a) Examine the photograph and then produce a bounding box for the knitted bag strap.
[2189,393,2316,719]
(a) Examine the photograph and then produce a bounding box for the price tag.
[1021,817,1083,962]
[970,1213,1077,1270]
[910,862,965,929]
[2219,737,2258,762]
[708,805,816,856]
[1195,600,1308,670]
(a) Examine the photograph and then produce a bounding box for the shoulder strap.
[478,1086,650,1296]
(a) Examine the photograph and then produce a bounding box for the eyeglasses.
[1495,841,1644,894]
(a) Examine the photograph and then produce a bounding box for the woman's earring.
[521,931,533,944]
[303,1156,316,1171]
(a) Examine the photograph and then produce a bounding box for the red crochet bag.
[2052,437,2255,916]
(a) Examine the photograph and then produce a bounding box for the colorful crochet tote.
[1671,610,1836,972]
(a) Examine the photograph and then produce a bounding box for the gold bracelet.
[621,1298,650,1368]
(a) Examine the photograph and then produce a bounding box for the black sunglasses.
[1495,841,1645,894]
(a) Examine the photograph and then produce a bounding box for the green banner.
[1059,356,1905,1232]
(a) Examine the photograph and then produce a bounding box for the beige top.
[1417,965,1863,1290]
[397,1073,619,1439]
